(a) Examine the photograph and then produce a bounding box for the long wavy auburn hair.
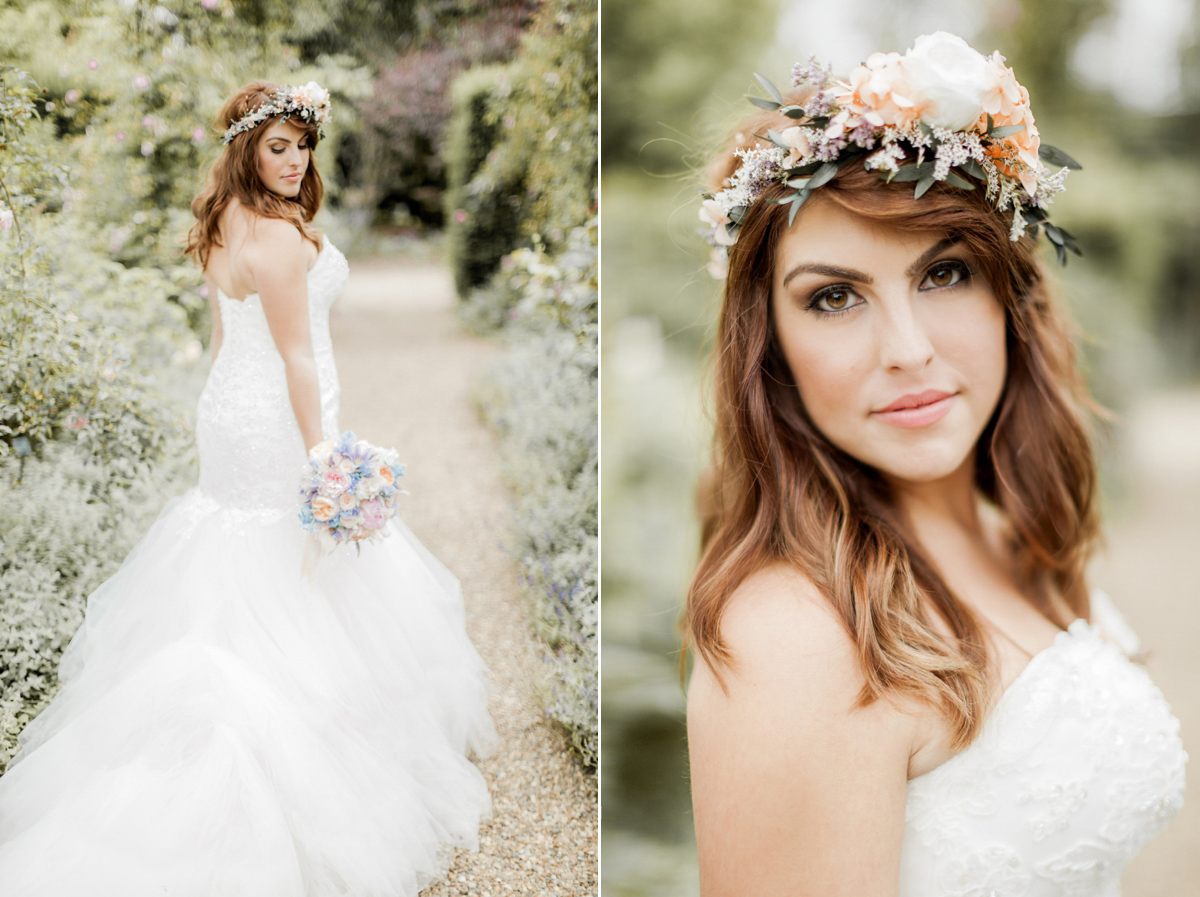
[185,81,324,269]
[686,102,1100,749]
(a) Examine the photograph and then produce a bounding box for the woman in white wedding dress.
[685,34,1186,895]
[0,81,495,895]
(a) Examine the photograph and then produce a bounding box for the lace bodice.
[195,236,348,512]
[899,593,1186,896]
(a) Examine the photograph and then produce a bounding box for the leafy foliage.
[474,219,597,767]
[445,0,597,295]
[444,65,525,297]
[356,3,532,225]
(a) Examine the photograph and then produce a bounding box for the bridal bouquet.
[299,431,406,552]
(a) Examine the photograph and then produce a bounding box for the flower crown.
[221,81,332,145]
[701,32,1082,278]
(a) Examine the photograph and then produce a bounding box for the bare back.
[203,200,319,302]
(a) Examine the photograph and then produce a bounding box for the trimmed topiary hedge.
[444,65,526,298]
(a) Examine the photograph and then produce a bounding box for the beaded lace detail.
[899,592,1186,896]
[195,237,348,512]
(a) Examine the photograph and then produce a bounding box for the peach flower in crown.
[699,32,1084,277]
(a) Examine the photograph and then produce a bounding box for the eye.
[921,260,970,290]
[807,285,862,314]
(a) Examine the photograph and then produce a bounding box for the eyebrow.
[780,236,961,288]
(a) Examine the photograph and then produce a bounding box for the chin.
[868,445,977,487]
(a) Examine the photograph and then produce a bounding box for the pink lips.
[873,389,956,429]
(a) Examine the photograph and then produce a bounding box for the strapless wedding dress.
[900,592,1186,896]
[0,237,496,895]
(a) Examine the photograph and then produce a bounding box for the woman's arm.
[687,563,915,896]
[244,219,323,452]
[205,276,223,362]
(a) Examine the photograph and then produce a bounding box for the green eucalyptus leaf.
[989,123,1026,138]
[807,162,839,190]
[782,105,808,119]
[753,72,784,106]
[1043,223,1065,246]
[747,95,781,111]
[890,163,933,183]
[919,121,934,139]
[786,177,811,189]
[766,129,786,148]
[787,190,810,227]
[1038,144,1082,170]
[729,205,747,224]
[944,169,975,191]
[961,158,987,180]
[914,175,936,199]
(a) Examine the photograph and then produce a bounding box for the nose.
[876,294,934,373]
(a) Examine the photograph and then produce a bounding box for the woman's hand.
[243,218,324,453]
[687,563,915,896]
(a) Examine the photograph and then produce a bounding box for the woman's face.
[771,198,1008,486]
[255,118,311,198]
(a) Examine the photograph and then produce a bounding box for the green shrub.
[444,64,526,298]
[0,439,196,771]
[475,220,597,766]
[475,0,597,250]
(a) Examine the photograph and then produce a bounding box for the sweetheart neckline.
[906,617,1093,786]
[215,236,331,304]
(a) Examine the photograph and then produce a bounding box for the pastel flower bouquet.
[299,431,405,554]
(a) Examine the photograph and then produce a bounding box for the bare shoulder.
[687,562,915,895]
[244,216,306,260]
[692,561,859,704]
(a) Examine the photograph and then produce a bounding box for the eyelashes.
[803,259,974,316]
[269,144,313,154]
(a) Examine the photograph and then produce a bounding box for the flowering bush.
[474,220,597,766]
[359,4,531,227]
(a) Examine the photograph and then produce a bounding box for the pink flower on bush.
[192,126,206,143]
[132,74,151,90]
[65,89,81,104]
[202,0,217,7]
[140,141,154,156]
[115,131,126,142]
[453,209,467,224]
[88,59,99,70]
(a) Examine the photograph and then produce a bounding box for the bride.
[685,34,1186,894]
[0,81,495,895]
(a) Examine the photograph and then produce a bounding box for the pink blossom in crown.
[699,32,1083,277]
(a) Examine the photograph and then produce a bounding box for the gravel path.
[330,258,598,897]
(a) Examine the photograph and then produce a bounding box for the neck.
[888,456,985,547]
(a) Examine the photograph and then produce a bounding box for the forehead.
[260,118,310,142]
[773,197,947,278]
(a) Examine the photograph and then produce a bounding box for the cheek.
[779,326,873,432]
[932,295,1008,400]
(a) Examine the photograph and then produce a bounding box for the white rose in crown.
[903,31,996,131]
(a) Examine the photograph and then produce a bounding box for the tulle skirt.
[0,487,495,896]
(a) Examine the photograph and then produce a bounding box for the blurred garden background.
[600,0,1200,893]
[0,0,596,793]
